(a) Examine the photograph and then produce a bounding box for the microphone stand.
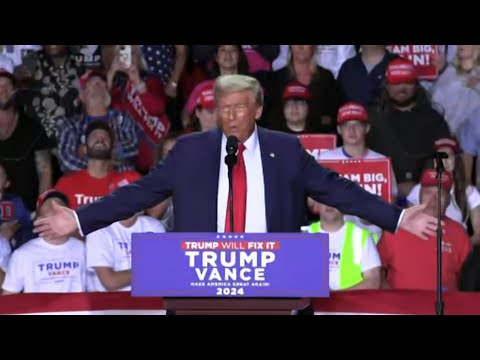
[435,155,445,316]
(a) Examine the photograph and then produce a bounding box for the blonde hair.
[287,45,319,77]
[214,74,263,106]
[451,45,480,75]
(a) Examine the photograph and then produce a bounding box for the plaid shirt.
[56,109,139,173]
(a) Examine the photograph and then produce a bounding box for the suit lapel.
[204,129,223,231]
[258,127,277,232]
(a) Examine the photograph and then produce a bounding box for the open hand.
[399,204,443,240]
[33,201,78,239]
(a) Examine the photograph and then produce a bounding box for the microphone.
[432,152,449,160]
[225,136,239,233]
[225,136,239,169]
[226,135,238,154]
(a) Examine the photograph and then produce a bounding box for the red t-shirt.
[55,169,140,210]
[378,217,472,291]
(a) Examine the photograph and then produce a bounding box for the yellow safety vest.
[309,221,370,290]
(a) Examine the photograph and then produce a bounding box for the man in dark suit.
[34,75,438,241]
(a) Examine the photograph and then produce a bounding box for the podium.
[132,233,329,315]
[163,297,312,315]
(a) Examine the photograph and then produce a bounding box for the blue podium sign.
[131,233,329,298]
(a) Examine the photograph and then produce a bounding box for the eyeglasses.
[219,105,248,117]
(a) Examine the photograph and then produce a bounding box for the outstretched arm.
[301,142,438,237]
[75,145,179,235]
[34,138,182,238]
[302,147,403,233]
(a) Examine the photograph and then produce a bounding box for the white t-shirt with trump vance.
[2,237,86,294]
[316,223,381,291]
[86,215,166,292]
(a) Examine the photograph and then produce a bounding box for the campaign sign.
[298,134,337,162]
[386,45,439,80]
[320,159,392,202]
[131,233,329,298]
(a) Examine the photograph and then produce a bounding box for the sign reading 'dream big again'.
[131,233,329,298]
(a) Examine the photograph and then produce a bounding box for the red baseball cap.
[79,69,107,89]
[386,58,417,85]
[197,87,215,110]
[433,138,461,154]
[420,169,453,192]
[283,82,311,102]
[337,102,368,125]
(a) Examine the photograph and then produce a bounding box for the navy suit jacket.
[77,127,403,235]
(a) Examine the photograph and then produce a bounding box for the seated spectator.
[305,201,381,291]
[320,102,398,238]
[2,190,87,294]
[102,45,170,173]
[86,174,165,292]
[337,45,397,107]
[266,45,341,133]
[379,169,472,291]
[55,120,140,210]
[274,82,316,134]
[56,70,139,173]
[0,67,52,210]
[367,58,451,198]
[407,138,480,243]
[0,161,34,249]
[184,85,218,133]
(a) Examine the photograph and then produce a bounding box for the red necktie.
[225,143,247,233]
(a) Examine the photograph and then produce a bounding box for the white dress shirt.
[217,127,267,233]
